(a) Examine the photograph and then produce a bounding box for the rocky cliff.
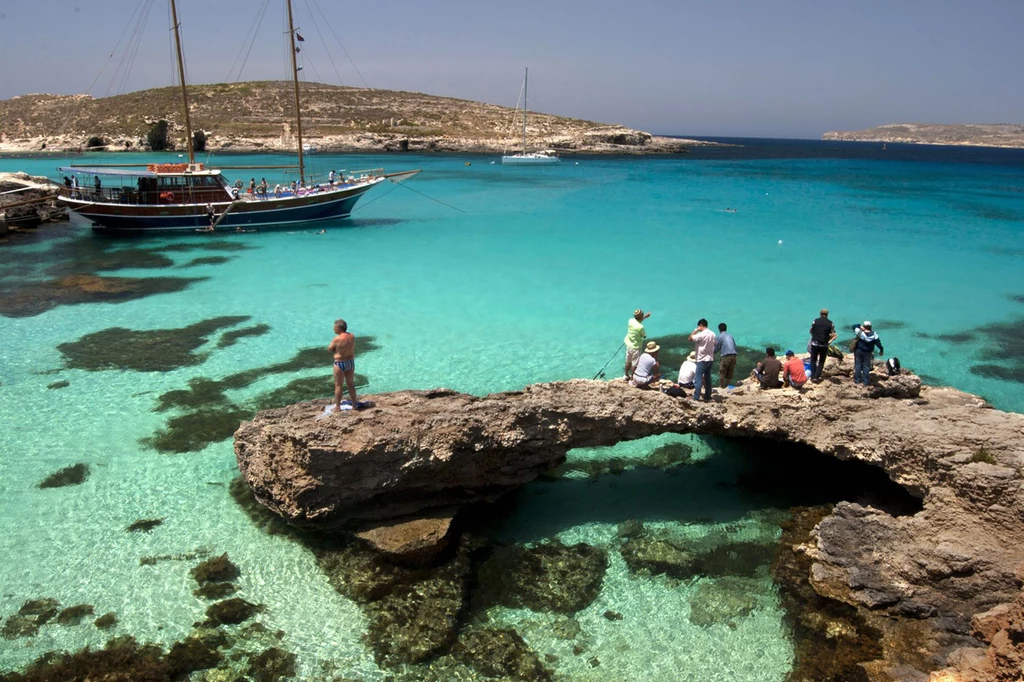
[235,362,1024,680]
[823,123,1024,149]
[0,81,707,155]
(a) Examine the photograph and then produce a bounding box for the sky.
[0,0,1022,138]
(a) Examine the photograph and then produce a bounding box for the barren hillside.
[0,81,699,154]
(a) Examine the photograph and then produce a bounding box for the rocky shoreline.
[0,171,65,237]
[235,360,1024,680]
[0,128,712,156]
[823,123,1024,149]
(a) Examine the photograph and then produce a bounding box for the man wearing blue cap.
[782,350,808,389]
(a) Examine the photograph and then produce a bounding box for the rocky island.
[235,361,1024,681]
[0,81,709,155]
[823,123,1024,149]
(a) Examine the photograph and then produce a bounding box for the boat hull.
[60,181,380,233]
[501,154,560,165]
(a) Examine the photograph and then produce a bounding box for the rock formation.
[822,123,1024,149]
[235,364,1024,679]
[0,82,718,155]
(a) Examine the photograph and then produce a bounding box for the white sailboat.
[502,67,559,165]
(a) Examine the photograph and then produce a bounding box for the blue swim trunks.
[334,359,354,372]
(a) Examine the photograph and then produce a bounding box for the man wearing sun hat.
[631,341,661,389]
[624,308,651,380]
[851,321,884,385]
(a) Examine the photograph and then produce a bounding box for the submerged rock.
[55,604,95,626]
[314,535,475,666]
[126,518,164,533]
[0,274,202,319]
[57,316,249,372]
[687,577,767,629]
[203,598,262,626]
[165,635,222,678]
[0,635,170,680]
[620,536,700,579]
[453,626,553,681]
[354,514,455,567]
[245,646,297,682]
[37,462,89,488]
[93,612,118,630]
[1,598,60,639]
[473,540,607,614]
[191,553,240,584]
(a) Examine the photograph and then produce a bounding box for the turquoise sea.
[1,140,1022,680]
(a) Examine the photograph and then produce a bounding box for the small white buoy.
[765,192,769,196]
[575,162,579,165]
[778,240,783,245]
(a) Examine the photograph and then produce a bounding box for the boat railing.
[58,186,134,203]
[58,185,232,206]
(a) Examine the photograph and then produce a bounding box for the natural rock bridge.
[235,373,1024,681]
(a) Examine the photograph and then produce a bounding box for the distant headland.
[0,81,716,155]
[823,123,1024,149]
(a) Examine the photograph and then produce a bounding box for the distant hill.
[822,123,1024,149]
[0,81,700,154]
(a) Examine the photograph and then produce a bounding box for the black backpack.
[886,357,901,376]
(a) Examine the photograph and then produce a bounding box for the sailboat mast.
[522,67,528,154]
[286,0,305,185]
[169,0,195,164]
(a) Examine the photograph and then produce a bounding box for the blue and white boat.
[502,67,560,166]
[58,0,418,233]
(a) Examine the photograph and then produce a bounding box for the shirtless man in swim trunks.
[329,318,357,411]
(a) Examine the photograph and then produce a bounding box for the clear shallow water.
[0,140,1022,678]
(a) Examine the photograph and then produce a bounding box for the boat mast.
[168,0,194,164]
[286,0,305,185]
[522,67,528,154]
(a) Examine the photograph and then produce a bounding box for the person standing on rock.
[329,318,358,412]
[809,308,837,382]
[715,322,738,388]
[851,321,884,385]
[624,308,651,381]
[689,318,716,402]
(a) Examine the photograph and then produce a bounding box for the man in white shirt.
[677,351,697,388]
[688,318,717,402]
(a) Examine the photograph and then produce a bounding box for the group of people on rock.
[622,307,886,401]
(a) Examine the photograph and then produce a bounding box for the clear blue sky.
[1,0,1021,138]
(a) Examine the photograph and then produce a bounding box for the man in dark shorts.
[715,322,737,388]
[329,318,358,411]
[808,308,836,382]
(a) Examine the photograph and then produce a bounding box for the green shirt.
[624,318,646,350]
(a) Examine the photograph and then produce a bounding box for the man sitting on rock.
[782,350,808,389]
[677,351,697,389]
[752,347,783,389]
[630,341,661,390]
